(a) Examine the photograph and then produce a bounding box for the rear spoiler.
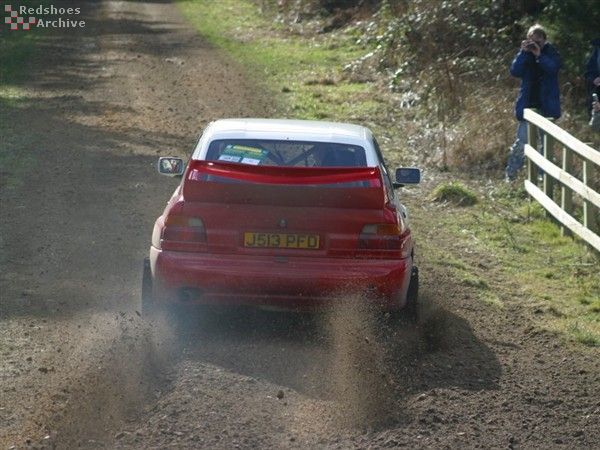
[181,160,385,208]
[185,160,383,186]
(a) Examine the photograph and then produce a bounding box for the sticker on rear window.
[219,145,268,165]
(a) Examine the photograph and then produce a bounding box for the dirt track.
[1,1,599,449]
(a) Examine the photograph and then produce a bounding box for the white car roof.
[192,118,376,160]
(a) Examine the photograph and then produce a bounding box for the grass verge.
[425,182,599,345]
[176,0,398,136]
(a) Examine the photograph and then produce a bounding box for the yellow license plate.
[244,232,320,249]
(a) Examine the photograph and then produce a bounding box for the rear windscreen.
[206,140,367,167]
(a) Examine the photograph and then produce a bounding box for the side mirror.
[158,157,185,177]
[393,167,421,188]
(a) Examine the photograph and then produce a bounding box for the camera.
[526,41,537,50]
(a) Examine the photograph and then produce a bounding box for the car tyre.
[141,257,155,318]
[403,265,419,323]
[381,265,419,330]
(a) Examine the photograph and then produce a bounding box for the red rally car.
[142,118,421,318]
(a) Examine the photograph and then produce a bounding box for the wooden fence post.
[583,158,598,234]
[543,133,555,218]
[527,122,538,184]
[561,146,573,237]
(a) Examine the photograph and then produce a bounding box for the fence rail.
[523,108,600,252]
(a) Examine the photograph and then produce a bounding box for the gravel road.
[1,1,598,449]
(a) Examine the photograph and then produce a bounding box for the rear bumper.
[149,247,413,311]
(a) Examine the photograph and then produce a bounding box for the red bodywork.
[149,161,414,311]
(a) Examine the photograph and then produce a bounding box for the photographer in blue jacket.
[506,24,561,182]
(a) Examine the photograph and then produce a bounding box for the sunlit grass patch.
[0,86,29,101]
[436,258,468,271]
[420,179,599,343]
[471,194,599,342]
[177,0,263,48]
[567,322,599,347]
[479,291,504,309]
[461,273,488,290]
[177,0,370,120]
[515,200,547,220]
[429,182,479,206]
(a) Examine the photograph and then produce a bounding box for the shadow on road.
[159,291,501,429]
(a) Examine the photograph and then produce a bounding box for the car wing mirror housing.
[158,157,185,177]
[393,167,421,188]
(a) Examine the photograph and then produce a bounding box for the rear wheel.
[403,266,419,322]
[141,260,200,337]
[141,257,155,317]
[380,265,419,329]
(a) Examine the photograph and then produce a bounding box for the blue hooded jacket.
[510,42,561,121]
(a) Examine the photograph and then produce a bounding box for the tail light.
[159,215,207,252]
[358,223,411,258]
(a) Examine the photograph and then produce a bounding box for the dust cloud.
[36,311,181,448]
[320,290,449,429]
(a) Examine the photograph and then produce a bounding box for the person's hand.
[521,40,541,57]
[594,101,600,113]
[529,41,541,57]
[594,77,600,86]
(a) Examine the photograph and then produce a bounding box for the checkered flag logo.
[5,5,36,30]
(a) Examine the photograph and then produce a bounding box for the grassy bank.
[176,0,403,141]
[177,0,599,345]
